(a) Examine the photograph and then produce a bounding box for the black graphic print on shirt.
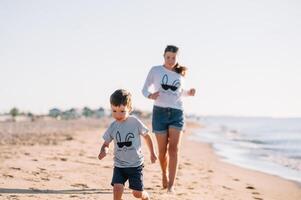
[161,74,180,91]
[116,131,135,150]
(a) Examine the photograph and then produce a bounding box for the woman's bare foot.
[167,186,175,194]
[162,173,168,189]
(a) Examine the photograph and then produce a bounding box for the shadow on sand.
[0,188,116,195]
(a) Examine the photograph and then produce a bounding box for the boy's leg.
[111,167,127,200]
[132,190,150,200]
[113,184,124,200]
[127,165,149,199]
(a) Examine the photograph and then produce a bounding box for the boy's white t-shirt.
[142,65,189,110]
[103,115,149,168]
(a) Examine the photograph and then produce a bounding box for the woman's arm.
[142,68,154,98]
[181,88,196,97]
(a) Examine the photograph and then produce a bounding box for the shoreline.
[189,124,301,187]
[0,119,300,199]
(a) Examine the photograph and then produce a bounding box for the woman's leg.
[113,184,124,200]
[155,133,169,188]
[167,128,182,192]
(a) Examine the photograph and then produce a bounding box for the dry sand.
[0,118,300,200]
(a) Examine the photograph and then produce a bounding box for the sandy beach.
[0,118,300,200]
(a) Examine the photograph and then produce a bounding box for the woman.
[142,45,195,193]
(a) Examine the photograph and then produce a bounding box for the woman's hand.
[150,152,158,163]
[188,88,196,96]
[148,91,160,100]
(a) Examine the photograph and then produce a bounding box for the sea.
[190,116,301,184]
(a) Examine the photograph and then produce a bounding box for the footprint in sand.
[10,167,21,170]
[71,183,89,188]
[3,174,14,178]
[253,197,263,200]
[246,185,255,190]
[187,186,195,190]
[183,162,192,166]
[38,167,46,171]
[60,158,68,161]
[252,192,261,195]
[222,185,232,190]
[251,191,263,200]
[32,171,40,176]
[233,178,240,181]
[208,170,214,173]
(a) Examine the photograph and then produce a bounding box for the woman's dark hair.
[110,89,132,108]
[164,45,187,76]
[164,45,179,54]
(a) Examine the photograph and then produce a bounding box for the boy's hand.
[150,153,157,163]
[98,151,106,160]
[98,146,109,160]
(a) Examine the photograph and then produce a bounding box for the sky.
[1,0,301,117]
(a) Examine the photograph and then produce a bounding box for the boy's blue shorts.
[152,105,185,134]
[111,165,144,191]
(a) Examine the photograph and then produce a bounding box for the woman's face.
[163,51,177,69]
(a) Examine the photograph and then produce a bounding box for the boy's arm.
[143,134,157,163]
[98,141,110,160]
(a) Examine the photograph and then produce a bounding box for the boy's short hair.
[110,89,132,108]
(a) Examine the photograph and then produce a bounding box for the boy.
[98,89,157,200]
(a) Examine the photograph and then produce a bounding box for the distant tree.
[49,108,62,118]
[9,107,19,117]
[82,107,94,118]
[95,107,105,118]
[27,112,35,122]
[62,108,80,120]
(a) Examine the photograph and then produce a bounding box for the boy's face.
[111,105,131,122]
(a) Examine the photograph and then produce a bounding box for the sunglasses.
[161,84,178,91]
[117,141,132,148]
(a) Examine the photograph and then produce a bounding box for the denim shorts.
[152,105,185,134]
[111,165,144,191]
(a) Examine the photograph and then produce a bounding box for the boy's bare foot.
[142,191,150,200]
[162,173,168,189]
